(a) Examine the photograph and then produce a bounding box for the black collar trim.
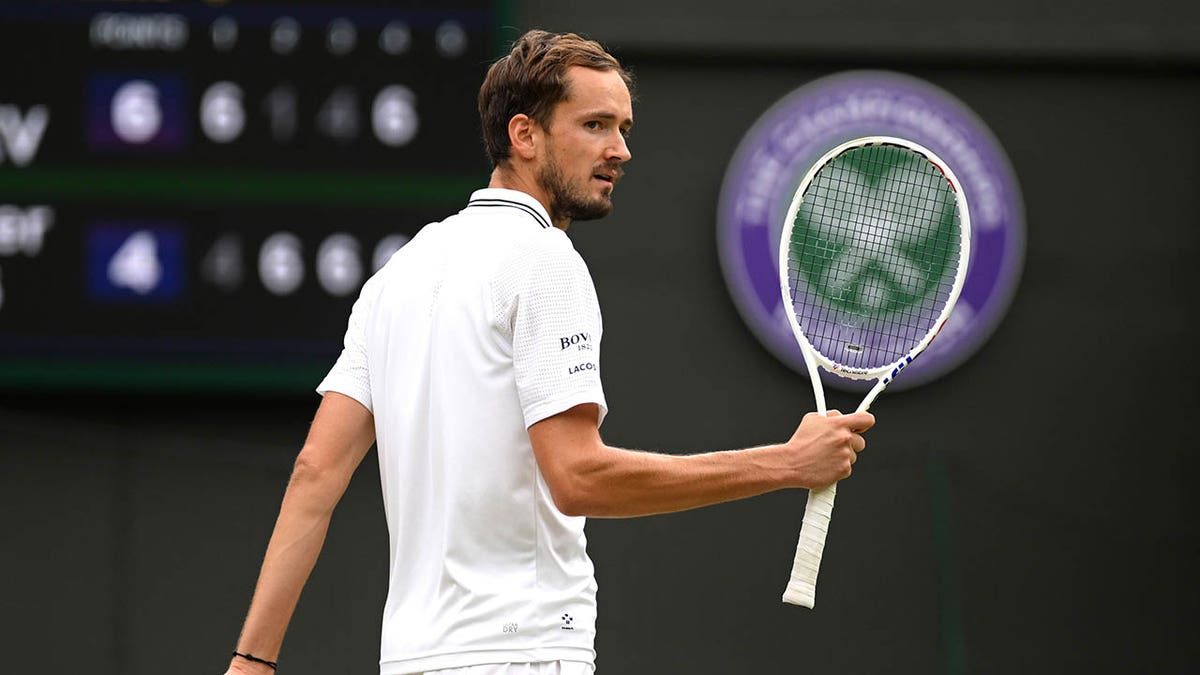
[467,198,552,230]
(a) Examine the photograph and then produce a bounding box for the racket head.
[778,136,971,384]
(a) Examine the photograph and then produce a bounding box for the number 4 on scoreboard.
[87,225,182,301]
[107,230,162,295]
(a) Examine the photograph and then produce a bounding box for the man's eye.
[585,121,602,130]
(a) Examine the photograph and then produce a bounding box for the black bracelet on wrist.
[232,650,278,671]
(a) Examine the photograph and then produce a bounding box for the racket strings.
[786,143,963,370]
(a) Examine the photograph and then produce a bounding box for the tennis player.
[223,30,874,675]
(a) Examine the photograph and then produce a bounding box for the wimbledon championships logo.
[718,71,1025,391]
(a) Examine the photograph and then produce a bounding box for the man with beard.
[224,30,874,675]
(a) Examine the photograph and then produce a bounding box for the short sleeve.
[511,240,607,428]
[316,285,374,412]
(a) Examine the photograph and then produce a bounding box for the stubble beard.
[537,152,614,225]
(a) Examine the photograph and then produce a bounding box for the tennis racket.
[778,136,971,608]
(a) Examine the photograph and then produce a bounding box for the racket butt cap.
[782,583,816,608]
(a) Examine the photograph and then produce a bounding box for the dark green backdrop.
[3,2,1198,673]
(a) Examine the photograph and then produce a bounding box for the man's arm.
[528,404,874,518]
[224,392,375,675]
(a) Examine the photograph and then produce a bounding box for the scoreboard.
[0,1,500,392]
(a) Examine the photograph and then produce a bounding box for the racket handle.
[782,482,838,608]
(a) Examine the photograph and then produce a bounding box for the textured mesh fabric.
[495,235,606,428]
[316,189,604,674]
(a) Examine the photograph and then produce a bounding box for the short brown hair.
[478,30,633,167]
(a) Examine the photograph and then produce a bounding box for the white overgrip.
[783,342,831,608]
[783,483,837,607]
[783,373,883,607]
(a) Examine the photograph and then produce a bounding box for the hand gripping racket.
[779,136,971,607]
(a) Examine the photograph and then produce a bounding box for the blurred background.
[1,1,1197,673]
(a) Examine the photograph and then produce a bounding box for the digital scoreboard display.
[0,1,500,393]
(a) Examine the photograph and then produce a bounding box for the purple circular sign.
[717,71,1025,392]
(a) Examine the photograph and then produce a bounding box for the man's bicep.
[528,403,604,509]
[299,391,376,478]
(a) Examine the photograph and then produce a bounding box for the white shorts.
[424,662,594,675]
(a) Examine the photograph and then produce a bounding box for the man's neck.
[488,165,569,230]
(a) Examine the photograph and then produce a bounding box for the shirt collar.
[465,188,553,230]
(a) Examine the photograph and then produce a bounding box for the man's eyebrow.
[579,110,634,126]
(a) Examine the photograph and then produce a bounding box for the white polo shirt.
[318,188,607,674]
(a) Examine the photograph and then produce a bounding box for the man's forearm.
[552,443,788,518]
[530,404,873,519]
[223,393,376,674]
[231,463,345,663]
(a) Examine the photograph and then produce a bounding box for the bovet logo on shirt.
[567,362,596,375]
[559,332,592,351]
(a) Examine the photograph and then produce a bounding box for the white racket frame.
[778,136,971,608]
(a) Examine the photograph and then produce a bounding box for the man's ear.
[508,113,541,161]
